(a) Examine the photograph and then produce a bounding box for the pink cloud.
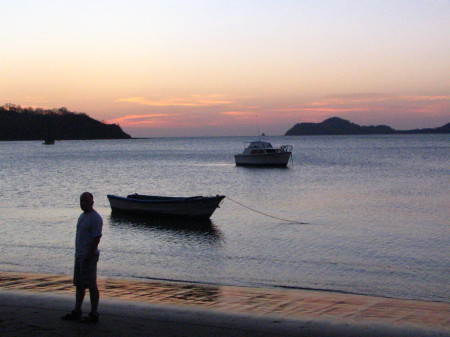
[281,94,450,129]
[280,94,450,116]
[221,111,255,116]
[275,107,366,113]
[106,113,181,127]
[108,92,449,136]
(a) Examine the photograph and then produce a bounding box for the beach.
[1,271,449,336]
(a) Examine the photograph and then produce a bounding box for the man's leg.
[80,255,100,322]
[89,286,100,314]
[73,257,85,313]
[75,286,86,312]
[61,259,85,320]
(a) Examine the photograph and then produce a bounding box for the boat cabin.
[242,141,277,154]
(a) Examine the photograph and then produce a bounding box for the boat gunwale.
[107,194,225,204]
[235,152,292,158]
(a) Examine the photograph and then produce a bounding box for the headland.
[285,117,450,136]
[0,105,131,141]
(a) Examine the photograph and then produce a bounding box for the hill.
[285,117,449,136]
[0,104,131,141]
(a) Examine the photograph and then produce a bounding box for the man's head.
[80,192,94,213]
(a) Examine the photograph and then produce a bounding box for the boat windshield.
[246,141,273,148]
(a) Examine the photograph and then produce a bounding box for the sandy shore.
[0,272,449,336]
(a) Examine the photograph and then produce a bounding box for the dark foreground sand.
[0,272,448,337]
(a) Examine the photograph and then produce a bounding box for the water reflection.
[108,212,223,243]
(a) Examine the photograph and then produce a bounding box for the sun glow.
[1,1,449,136]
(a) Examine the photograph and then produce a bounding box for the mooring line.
[225,196,309,224]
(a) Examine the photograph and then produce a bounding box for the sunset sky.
[1,1,449,137]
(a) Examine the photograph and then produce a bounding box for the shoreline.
[0,271,449,336]
[105,273,448,305]
[1,133,449,142]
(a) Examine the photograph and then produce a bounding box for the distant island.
[285,117,450,136]
[0,104,131,141]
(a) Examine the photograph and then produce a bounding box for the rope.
[225,196,309,225]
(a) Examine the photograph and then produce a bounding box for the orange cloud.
[4,96,49,107]
[115,95,235,107]
[23,96,49,104]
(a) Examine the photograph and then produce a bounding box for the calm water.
[0,135,449,302]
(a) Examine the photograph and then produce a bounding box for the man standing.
[62,192,103,323]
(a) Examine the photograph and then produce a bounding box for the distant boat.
[43,119,55,145]
[107,194,225,219]
[235,141,293,167]
[43,137,54,145]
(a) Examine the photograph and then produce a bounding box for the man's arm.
[85,236,102,260]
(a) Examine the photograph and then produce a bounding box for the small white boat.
[235,141,293,167]
[107,194,225,219]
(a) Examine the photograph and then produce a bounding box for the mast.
[256,115,262,141]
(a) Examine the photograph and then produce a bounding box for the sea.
[0,135,448,303]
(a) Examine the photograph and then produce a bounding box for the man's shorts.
[73,254,99,289]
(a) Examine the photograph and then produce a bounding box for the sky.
[1,0,449,137]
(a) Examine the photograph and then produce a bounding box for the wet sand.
[0,271,449,336]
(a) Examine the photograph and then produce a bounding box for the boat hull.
[107,194,225,219]
[235,152,292,167]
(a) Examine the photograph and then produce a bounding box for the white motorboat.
[235,141,293,167]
